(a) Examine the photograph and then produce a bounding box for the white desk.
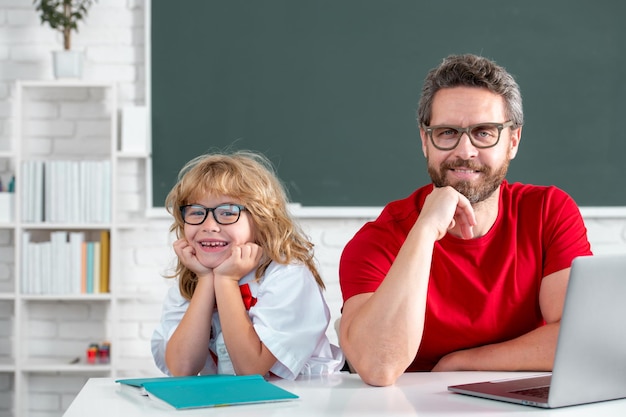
[63,372,626,416]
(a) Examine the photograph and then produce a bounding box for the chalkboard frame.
[147,0,626,211]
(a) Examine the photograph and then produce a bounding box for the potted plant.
[33,0,97,78]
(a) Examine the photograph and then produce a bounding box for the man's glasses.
[180,204,247,225]
[422,120,515,151]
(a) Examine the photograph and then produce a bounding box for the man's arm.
[339,228,434,386]
[339,187,476,386]
[432,268,570,371]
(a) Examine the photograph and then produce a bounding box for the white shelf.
[116,151,151,159]
[1,80,152,417]
[17,80,118,88]
[21,357,112,373]
[0,358,15,372]
[18,223,113,230]
[19,294,112,301]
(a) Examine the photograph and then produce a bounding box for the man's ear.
[508,125,522,160]
[419,127,429,158]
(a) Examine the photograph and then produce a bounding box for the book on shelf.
[21,160,44,223]
[38,241,50,294]
[20,230,110,295]
[86,242,94,293]
[99,231,110,293]
[69,232,85,294]
[81,241,87,294]
[34,161,43,222]
[20,231,31,294]
[115,374,299,410]
[21,159,111,224]
[79,160,92,223]
[50,231,68,293]
[92,241,101,294]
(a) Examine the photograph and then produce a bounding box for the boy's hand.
[214,243,264,282]
[173,238,213,278]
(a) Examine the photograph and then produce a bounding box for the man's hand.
[418,186,476,240]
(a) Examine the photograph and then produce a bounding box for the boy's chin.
[198,253,228,270]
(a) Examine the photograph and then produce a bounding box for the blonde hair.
[165,150,324,299]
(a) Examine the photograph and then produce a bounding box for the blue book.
[115,374,298,409]
[86,242,94,293]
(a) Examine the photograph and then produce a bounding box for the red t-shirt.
[339,181,592,371]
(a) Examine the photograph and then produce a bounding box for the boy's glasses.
[180,204,247,225]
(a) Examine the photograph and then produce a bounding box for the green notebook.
[116,374,299,410]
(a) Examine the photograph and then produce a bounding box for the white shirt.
[151,262,344,379]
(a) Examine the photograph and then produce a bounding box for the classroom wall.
[1,1,626,415]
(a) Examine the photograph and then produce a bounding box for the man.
[338,54,592,386]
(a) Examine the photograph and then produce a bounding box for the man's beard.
[427,157,510,204]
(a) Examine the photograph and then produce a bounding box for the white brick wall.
[1,1,626,416]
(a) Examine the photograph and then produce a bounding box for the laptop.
[448,254,626,408]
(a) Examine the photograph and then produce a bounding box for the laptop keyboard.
[510,386,550,399]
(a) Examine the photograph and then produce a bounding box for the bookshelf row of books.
[21,230,110,295]
[20,159,111,224]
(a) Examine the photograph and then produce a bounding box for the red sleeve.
[339,199,419,303]
[339,222,396,302]
[541,187,592,277]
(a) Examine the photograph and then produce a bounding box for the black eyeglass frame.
[179,204,247,225]
[422,120,515,151]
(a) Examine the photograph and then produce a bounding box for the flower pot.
[52,50,84,79]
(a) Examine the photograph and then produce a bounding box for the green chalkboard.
[151,1,626,207]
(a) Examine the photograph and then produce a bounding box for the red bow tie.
[239,283,258,310]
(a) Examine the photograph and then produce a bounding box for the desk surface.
[63,372,626,417]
